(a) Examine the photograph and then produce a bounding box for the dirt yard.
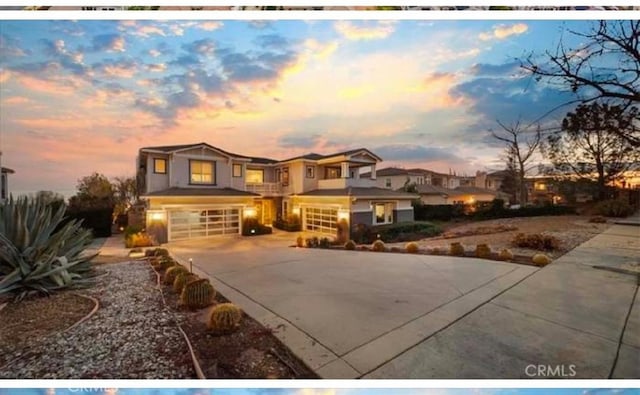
[388,215,610,259]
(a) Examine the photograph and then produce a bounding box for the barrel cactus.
[475,244,492,258]
[405,242,419,253]
[163,265,189,285]
[344,240,356,250]
[208,303,243,334]
[173,272,199,294]
[498,248,514,261]
[372,240,385,252]
[532,253,552,266]
[180,278,215,309]
[449,242,465,256]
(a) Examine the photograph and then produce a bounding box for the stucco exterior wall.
[146,154,170,193]
[420,194,448,205]
[170,148,233,189]
[147,196,256,210]
[394,208,414,223]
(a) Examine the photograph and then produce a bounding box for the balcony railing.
[246,182,282,195]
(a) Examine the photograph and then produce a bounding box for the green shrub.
[449,242,465,256]
[405,242,419,253]
[512,233,561,251]
[296,235,304,247]
[305,237,319,248]
[124,224,143,237]
[589,216,607,223]
[241,218,273,236]
[372,240,385,252]
[318,237,332,248]
[173,272,199,294]
[180,278,215,309]
[532,253,552,266]
[273,215,301,232]
[164,265,189,285]
[0,196,95,300]
[594,199,634,218]
[125,231,154,248]
[344,240,356,250]
[208,303,243,334]
[498,248,514,261]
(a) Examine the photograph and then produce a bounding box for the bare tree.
[491,120,542,205]
[521,20,640,146]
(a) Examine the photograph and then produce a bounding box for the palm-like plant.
[0,196,96,300]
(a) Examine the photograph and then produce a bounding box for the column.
[370,163,377,180]
[341,162,349,178]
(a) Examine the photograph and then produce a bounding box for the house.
[0,151,14,203]
[137,143,417,243]
[360,167,430,190]
[415,184,505,205]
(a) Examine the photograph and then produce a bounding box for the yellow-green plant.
[498,248,514,261]
[296,235,304,247]
[180,278,215,309]
[405,242,419,253]
[0,196,95,300]
[208,303,243,333]
[163,265,189,285]
[532,253,552,266]
[344,240,356,250]
[475,244,492,258]
[449,242,465,256]
[372,240,385,252]
[173,272,199,294]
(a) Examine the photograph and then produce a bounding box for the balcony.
[246,182,282,196]
[318,178,375,189]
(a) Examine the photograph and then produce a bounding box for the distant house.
[360,167,430,190]
[1,167,14,202]
[137,143,417,243]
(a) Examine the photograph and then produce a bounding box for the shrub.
[414,203,466,221]
[296,236,304,247]
[164,265,189,285]
[594,199,634,218]
[124,224,143,237]
[273,215,301,232]
[125,231,154,248]
[430,247,442,255]
[589,216,607,223]
[475,244,492,258]
[351,223,374,244]
[208,303,243,334]
[449,242,465,256]
[344,240,356,250]
[0,196,95,300]
[153,256,175,271]
[372,222,442,243]
[180,278,215,309]
[305,237,319,248]
[173,272,199,294]
[372,240,385,252]
[498,248,514,261]
[65,205,114,237]
[145,247,169,257]
[241,218,273,236]
[512,233,561,251]
[318,237,332,249]
[405,242,419,253]
[532,253,552,266]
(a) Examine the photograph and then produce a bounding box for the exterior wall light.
[292,206,301,215]
[337,209,350,221]
[149,211,165,221]
[243,207,258,218]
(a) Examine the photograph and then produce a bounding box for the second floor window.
[232,164,243,178]
[325,167,341,179]
[282,167,289,186]
[154,158,167,174]
[190,160,215,184]
[385,178,392,188]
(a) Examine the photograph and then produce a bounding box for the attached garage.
[302,206,339,235]
[168,208,240,241]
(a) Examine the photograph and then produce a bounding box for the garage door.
[303,207,338,235]
[169,208,240,241]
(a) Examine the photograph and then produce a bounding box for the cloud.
[216,46,298,83]
[2,96,31,105]
[470,61,523,77]
[479,23,528,41]
[148,49,161,57]
[196,21,223,31]
[278,131,322,148]
[182,38,216,55]
[0,33,29,57]
[334,21,396,41]
[96,59,138,78]
[146,63,166,72]
[374,144,465,162]
[91,34,125,52]
[254,34,290,50]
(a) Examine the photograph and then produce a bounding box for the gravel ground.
[387,215,610,258]
[0,261,194,379]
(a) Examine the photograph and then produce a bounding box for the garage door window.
[170,208,239,240]
[304,207,337,234]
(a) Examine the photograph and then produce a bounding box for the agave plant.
[0,196,96,300]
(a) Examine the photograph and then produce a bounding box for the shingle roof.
[143,187,259,197]
[280,148,381,163]
[452,186,499,195]
[140,142,278,164]
[415,184,450,195]
[297,187,418,199]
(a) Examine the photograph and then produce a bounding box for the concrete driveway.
[168,232,537,378]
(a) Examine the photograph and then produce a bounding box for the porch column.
[371,164,377,180]
[341,162,349,178]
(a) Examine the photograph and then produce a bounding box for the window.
[275,169,281,182]
[306,166,315,178]
[232,164,243,178]
[1,174,6,200]
[281,167,290,186]
[246,169,264,183]
[190,160,215,184]
[325,167,341,179]
[154,158,167,174]
[385,178,392,188]
[373,203,394,225]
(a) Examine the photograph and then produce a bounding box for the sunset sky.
[0,18,599,196]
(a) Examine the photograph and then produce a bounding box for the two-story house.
[360,167,430,190]
[138,143,417,243]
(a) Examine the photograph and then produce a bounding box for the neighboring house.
[0,151,14,203]
[361,167,430,190]
[475,170,508,191]
[415,184,505,205]
[138,143,417,243]
[415,184,450,205]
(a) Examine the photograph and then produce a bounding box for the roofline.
[1,167,15,174]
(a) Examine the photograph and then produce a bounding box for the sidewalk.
[365,223,639,378]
